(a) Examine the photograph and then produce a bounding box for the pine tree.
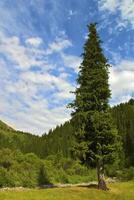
[69,23,121,190]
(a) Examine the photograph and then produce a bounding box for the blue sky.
[0,0,134,135]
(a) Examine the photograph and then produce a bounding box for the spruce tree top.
[71,23,111,115]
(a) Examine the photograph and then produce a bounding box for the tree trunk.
[97,162,108,190]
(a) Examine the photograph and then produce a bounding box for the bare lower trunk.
[97,162,108,190]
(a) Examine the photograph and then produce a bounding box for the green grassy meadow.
[0,181,134,200]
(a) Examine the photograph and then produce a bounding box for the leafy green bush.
[0,149,97,187]
[0,167,14,187]
[0,149,51,187]
[38,163,51,185]
[117,167,134,181]
[54,169,69,183]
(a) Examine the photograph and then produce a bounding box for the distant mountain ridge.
[0,120,14,131]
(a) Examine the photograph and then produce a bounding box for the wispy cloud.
[61,53,82,73]
[99,0,134,28]
[0,30,75,134]
[25,37,43,47]
[110,59,134,105]
[0,33,46,71]
[0,0,133,135]
[46,35,72,54]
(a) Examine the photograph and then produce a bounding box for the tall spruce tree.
[69,23,121,190]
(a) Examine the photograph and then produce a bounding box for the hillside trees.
[69,23,121,190]
[112,99,134,166]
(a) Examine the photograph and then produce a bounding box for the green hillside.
[0,99,134,188]
[0,99,134,166]
[112,99,134,166]
[0,120,42,156]
[0,120,74,159]
[0,120,14,131]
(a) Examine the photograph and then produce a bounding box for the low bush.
[0,149,97,187]
[116,167,134,181]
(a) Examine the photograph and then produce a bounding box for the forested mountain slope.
[0,120,74,158]
[111,99,134,166]
[0,99,134,166]
[0,120,14,131]
[0,120,42,155]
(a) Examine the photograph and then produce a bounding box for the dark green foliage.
[41,121,75,158]
[69,23,120,173]
[0,148,95,187]
[43,154,96,184]
[116,167,134,181]
[68,23,122,190]
[0,98,134,172]
[0,167,13,187]
[0,149,42,187]
[112,99,134,167]
[0,120,74,159]
[38,164,51,185]
[1,97,134,186]
[0,120,43,156]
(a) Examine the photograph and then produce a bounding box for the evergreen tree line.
[0,99,134,188]
[0,98,134,167]
[0,120,74,158]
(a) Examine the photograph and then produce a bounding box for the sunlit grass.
[0,181,134,200]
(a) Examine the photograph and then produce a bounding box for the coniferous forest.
[1,83,134,187]
[0,24,134,189]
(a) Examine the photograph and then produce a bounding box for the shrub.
[0,167,14,187]
[54,169,69,183]
[117,167,134,181]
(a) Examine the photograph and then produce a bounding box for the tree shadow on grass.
[78,183,98,189]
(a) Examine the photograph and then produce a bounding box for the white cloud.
[0,30,75,135]
[99,0,134,28]
[120,0,134,28]
[0,61,74,134]
[118,60,134,71]
[99,0,119,12]
[21,70,75,99]
[109,59,134,105]
[0,33,46,70]
[0,25,78,132]
[0,77,72,135]
[46,36,72,54]
[61,53,82,73]
[0,94,70,135]
[0,59,10,79]
[1,32,134,134]
[25,37,43,47]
